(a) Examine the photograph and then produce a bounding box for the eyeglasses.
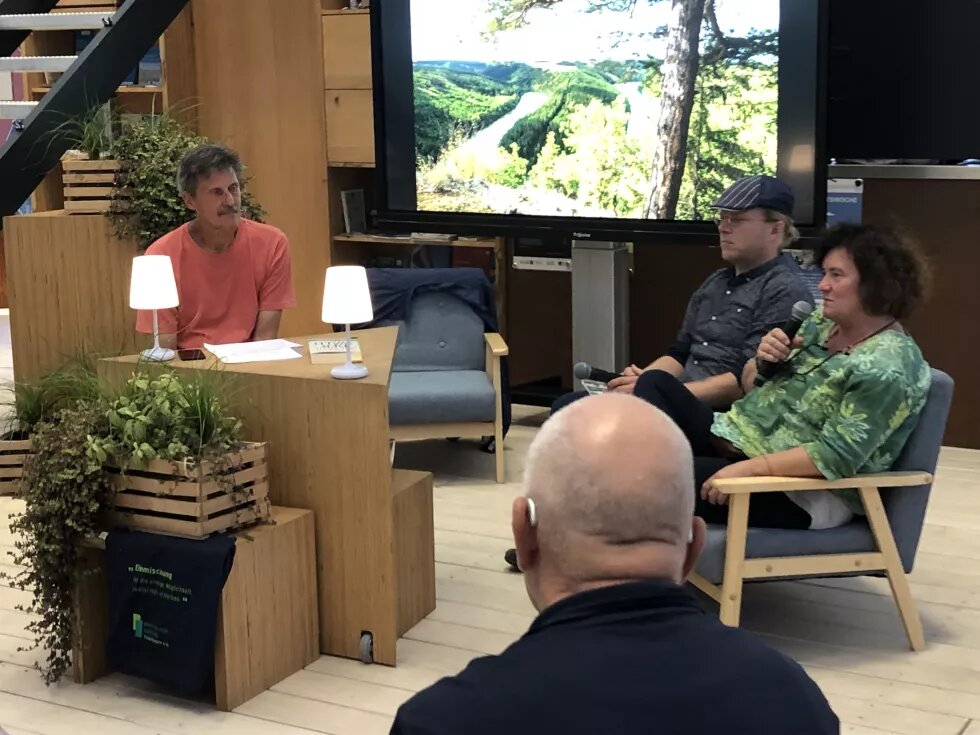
[713,213,770,227]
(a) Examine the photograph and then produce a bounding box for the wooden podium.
[99,327,436,665]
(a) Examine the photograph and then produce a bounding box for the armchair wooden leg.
[489,351,505,484]
[719,493,750,627]
[859,487,926,651]
[493,419,505,484]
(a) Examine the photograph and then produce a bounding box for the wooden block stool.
[73,506,319,710]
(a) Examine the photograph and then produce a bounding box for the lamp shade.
[129,255,179,310]
[322,265,373,324]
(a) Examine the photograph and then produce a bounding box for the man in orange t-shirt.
[135,144,296,349]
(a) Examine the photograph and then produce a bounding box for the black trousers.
[551,390,588,415]
[633,371,810,530]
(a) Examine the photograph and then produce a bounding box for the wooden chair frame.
[688,471,932,651]
[389,333,509,483]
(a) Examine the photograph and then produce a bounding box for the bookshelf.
[333,233,500,249]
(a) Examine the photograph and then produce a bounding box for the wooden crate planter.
[0,439,32,496]
[108,442,271,539]
[61,159,129,214]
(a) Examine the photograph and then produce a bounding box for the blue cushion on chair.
[391,292,486,372]
[389,371,496,425]
[695,521,877,584]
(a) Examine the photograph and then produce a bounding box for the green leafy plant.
[1,361,110,439]
[5,402,115,684]
[97,370,243,466]
[47,103,118,160]
[107,114,265,249]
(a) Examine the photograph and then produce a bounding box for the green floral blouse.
[711,307,931,514]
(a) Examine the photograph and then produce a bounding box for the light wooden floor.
[1,393,978,734]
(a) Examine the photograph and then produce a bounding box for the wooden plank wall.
[860,178,980,449]
[190,0,331,337]
[4,212,143,383]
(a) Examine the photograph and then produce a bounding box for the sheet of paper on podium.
[204,339,303,364]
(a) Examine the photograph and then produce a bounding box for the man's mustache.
[219,207,240,215]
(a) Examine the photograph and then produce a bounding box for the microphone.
[573,362,621,384]
[753,300,814,387]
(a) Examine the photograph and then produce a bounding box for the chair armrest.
[484,333,509,357]
[710,471,933,495]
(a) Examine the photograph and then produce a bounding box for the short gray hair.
[523,395,695,560]
[176,144,243,197]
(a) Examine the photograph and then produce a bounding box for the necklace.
[829,318,899,355]
[790,318,899,379]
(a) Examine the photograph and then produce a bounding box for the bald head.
[514,394,701,609]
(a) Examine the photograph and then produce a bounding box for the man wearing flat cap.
[591,174,812,406]
[506,175,815,571]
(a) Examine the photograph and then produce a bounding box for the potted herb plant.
[0,362,108,496]
[52,104,128,214]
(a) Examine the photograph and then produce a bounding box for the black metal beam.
[0,0,60,57]
[0,0,190,219]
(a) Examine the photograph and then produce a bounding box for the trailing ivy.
[6,403,114,684]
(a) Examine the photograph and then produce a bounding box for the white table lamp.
[130,254,180,362]
[322,265,374,379]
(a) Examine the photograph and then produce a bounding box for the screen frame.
[370,0,829,244]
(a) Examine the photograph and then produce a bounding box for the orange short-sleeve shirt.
[136,219,296,348]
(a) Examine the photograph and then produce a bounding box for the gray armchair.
[386,290,508,483]
[690,369,954,650]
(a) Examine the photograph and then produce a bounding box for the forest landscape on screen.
[373,0,825,239]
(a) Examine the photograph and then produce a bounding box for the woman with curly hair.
[632,223,933,530]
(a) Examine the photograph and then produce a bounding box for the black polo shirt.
[669,253,814,383]
[390,580,838,735]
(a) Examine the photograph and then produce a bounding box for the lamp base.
[331,363,369,380]
[140,346,176,362]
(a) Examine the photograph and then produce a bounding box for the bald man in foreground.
[390,395,838,735]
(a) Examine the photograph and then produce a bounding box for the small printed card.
[309,338,362,364]
[580,379,608,396]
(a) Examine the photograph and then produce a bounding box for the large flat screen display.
[372,0,826,241]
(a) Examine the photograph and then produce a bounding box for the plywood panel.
[215,507,320,710]
[71,544,110,685]
[861,178,980,449]
[0,230,8,309]
[505,264,573,387]
[4,212,143,383]
[630,242,719,369]
[160,4,198,129]
[325,90,375,165]
[192,0,331,337]
[392,470,436,636]
[322,14,372,89]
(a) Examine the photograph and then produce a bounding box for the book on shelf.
[341,189,367,234]
[410,232,457,244]
[308,337,362,364]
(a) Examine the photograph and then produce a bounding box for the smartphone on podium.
[177,349,206,361]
